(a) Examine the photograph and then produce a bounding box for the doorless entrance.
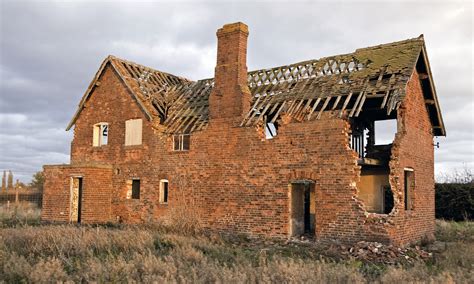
[289,181,315,237]
[70,177,83,223]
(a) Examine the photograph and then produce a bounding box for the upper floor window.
[93,122,108,146]
[173,134,190,151]
[125,119,142,146]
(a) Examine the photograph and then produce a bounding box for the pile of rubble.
[341,241,432,264]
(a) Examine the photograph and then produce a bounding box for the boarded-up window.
[125,119,142,146]
[173,134,190,151]
[159,179,168,203]
[93,123,108,146]
[126,179,140,199]
[404,169,414,210]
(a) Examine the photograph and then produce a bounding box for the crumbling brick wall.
[386,70,435,245]
[42,23,436,246]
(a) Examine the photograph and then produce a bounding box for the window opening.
[126,179,140,199]
[159,179,168,203]
[404,169,414,210]
[374,119,397,145]
[93,123,108,146]
[265,122,278,139]
[173,134,190,151]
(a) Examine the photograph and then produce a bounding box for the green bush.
[435,183,474,221]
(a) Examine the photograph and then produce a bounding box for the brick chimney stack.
[209,22,252,122]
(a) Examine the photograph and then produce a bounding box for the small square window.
[159,179,168,203]
[173,134,190,151]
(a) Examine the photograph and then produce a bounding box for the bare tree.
[437,166,474,184]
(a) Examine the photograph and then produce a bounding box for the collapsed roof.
[66,36,445,136]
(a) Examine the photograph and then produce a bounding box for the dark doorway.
[383,185,394,214]
[304,188,311,232]
[290,181,315,237]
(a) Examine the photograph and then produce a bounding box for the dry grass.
[0,203,41,228]
[0,210,473,283]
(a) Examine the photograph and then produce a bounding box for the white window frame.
[125,119,143,146]
[159,179,169,204]
[173,134,190,151]
[93,122,108,147]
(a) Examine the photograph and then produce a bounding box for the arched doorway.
[289,180,315,237]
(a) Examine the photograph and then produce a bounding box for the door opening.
[290,181,315,237]
[70,177,83,223]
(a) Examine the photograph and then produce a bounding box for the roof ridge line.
[355,36,424,52]
[247,37,424,75]
[108,55,193,83]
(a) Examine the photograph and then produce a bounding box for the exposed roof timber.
[65,56,191,131]
[415,41,446,136]
[66,36,445,137]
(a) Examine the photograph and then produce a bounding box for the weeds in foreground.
[1,220,473,283]
[0,203,41,228]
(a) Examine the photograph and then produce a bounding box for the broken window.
[265,122,278,139]
[173,134,190,151]
[159,179,168,203]
[93,123,108,146]
[125,119,142,146]
[126,179,140,199]
[404,169,414,210]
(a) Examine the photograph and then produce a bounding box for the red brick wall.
[42,165,113,223]
[43,68,435,245]
[42,25,435,245]
[386,70,435,245]
[70,64,152,165]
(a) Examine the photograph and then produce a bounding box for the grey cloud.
[0,0,472,182]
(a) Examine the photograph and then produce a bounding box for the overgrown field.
[0,207,473,283]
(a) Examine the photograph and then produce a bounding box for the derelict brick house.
[42,22,445,246]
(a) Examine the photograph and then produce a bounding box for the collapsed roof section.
[66,36,445,136]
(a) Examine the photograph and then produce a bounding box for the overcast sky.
[0,0,472,182]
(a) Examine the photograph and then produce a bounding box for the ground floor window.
[159,179,168,203]
[404,169,414,210]
[126,179,140,199]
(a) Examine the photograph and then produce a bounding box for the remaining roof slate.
[66,36,445,136]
